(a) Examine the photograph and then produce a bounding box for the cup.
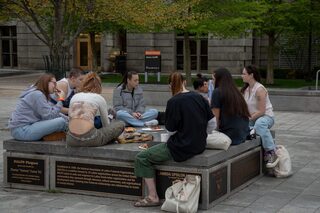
[160,133,169,142]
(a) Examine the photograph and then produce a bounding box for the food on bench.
[138,143,149,150]
[125,127,136,133]
[140,133,153,141]
[117,132,153,144]
[132,132,141,136]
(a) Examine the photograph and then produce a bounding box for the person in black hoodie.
[133,72,215,207]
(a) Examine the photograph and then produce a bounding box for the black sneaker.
[266,152,279,168]
[246,128,256,140]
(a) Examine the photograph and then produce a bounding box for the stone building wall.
[16,21,50,70]
[208,36,253,74]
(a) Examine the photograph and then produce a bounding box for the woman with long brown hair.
[211,68,250,145]
[133,71,214,207]
[241,65,278,168]
[8,73,68,141]
[66,72,125,147]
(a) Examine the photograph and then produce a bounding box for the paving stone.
[250,190,297,210]
[220,191,259,207]
[241,181,275,196]
[22,206,63,213]
[90,204,162,213]
[41,197,81,209]
[278,206,316,213]
[0,208,21,213]
[239,204,279,213]
[286,194,320,209]
[0,195,54,209]
[202,204,244,212]
[54,202,104,213]
[303,178,320,196]
[60,194,119,206]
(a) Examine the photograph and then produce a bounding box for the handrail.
[316,69,320,90]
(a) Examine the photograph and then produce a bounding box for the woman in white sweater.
[66,72,125,147]
[241,65,278,168]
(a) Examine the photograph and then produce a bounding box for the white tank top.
[244,82,274,117]
[59,78,73,98]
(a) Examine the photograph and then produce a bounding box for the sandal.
[134,197,161,207]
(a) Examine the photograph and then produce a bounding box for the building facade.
[1,21,318,76]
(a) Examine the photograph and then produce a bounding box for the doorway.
[76,33,101,71]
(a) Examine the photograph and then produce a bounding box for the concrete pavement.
[0,73,320,212]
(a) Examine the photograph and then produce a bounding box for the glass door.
[76,33,101,71]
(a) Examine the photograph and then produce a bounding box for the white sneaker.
[144,119,159,127]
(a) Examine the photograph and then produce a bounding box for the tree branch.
[19,0,51,45]
[2,4,50,46]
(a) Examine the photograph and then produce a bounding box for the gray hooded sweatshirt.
[113,84,146,114]
[8,86,66,129]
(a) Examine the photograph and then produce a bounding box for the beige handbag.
[274,145,292,178]
[206,130,231,150]
[161,175,201,213]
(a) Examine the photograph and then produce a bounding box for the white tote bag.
[206,130,232,150]
[274,145,292,178]
[161,175,201,213]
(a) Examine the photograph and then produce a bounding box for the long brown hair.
[168,72,185,96]
[34,73,55,100]
[213,68,250,118]
[79,72,102,94]
[117,71,138,89]
[240,65,261,94]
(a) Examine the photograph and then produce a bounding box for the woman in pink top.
[241,65,279,169]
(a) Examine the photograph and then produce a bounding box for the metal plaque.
[7,157,45,186]
[55,161,142,196]
[231,151,260,190]
[209,167,227,203]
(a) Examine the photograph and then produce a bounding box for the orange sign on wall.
[145,50,161,56]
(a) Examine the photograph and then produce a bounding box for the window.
[176,34,208,72]
[0,26,17,68]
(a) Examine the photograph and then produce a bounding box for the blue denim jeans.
[116,109,158,127]
[250,115,275,151]
[11,117,67,141]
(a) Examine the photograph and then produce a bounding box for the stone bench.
[3,136,263,210]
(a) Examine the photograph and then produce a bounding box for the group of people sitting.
[8,66,278,208]
[8,69,159,146]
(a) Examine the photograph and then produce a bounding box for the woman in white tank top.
[241,65,279,169]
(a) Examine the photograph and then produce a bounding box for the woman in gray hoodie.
[113,71,158,127]
[8,73,68,141]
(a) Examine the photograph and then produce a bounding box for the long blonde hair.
[168,72,185,96]
[79,72,102,94]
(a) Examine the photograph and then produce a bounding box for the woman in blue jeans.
[241,65,279,168]
[8,73,68,141]
[113,71,158,127]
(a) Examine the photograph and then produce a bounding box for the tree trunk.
[183,32,191,86]
[266,33,275,84]
[48,0,66,80]
[49,47,67,80]
[306,0,313,81]
[89,32,98,72]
